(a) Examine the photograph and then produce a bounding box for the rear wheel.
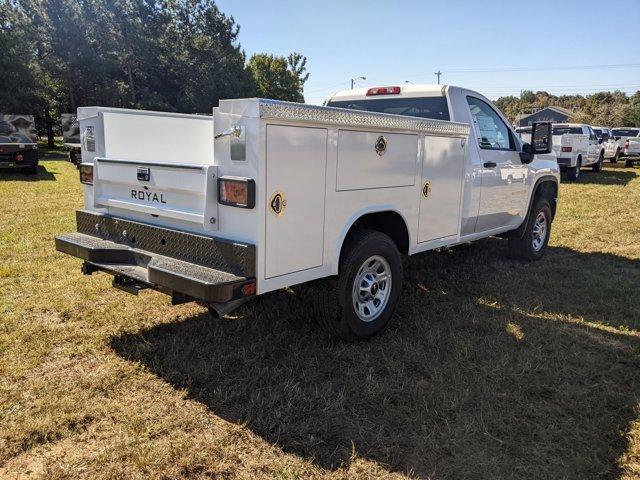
[507,198,552,261]
[592,151,604,172]
[564,157,581,181]
[625,158,634,168]
[314,230,403,341]
[611,148,619,163]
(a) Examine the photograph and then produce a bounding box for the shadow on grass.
[0,164,57,181]
[111,240,640,479]
[574,166,637,185]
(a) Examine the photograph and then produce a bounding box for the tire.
[625,158,634,168]
[592,151,603,172]
[314,230,403,341]
[564,157,581,181]
[611,148,619,163]
[507,197,552,261]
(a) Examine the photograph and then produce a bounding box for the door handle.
[483,161,497,168]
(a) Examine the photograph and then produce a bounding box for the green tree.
[248,52,309,102]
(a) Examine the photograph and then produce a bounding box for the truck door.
[466,96,526,232]
[586,126,599,163]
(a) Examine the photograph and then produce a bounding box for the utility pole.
[351,76,366,89]
[434,70,442,84]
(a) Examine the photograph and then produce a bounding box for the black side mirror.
[531,121,552,154]
[614,136,621,140]
[598,138,603,144]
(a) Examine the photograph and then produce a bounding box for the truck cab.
[325,85,558,233]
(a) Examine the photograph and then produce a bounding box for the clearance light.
[218,176,255,209]
[561,146,572,152]
[366,86,401,96]
[79,163,94,185]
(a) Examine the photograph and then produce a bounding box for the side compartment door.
[265,125,327,279]
[417,135,465,242]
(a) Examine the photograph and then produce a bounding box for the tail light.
[15,153,24,162]
[218,176,255,209]
[625,140,630,151]
[79,163,94,185]
[561,146,572,152]
[366,86,401,96]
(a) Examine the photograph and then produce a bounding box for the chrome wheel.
[532,212,548,252]
[352,255,392,322]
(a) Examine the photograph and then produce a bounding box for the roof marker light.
[366,86,401,96]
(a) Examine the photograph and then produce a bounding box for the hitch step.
[112,274,148,295]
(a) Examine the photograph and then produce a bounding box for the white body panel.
[78,85,560,297]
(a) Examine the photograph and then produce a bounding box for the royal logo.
[131,189,167,204]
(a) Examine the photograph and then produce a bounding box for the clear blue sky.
[216,0,640,104]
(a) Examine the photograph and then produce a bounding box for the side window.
[466,96,514,150]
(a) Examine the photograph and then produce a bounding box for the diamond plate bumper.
[55,210,256,303]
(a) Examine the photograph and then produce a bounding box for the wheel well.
[533,180,558,219]
[344,211,409,255]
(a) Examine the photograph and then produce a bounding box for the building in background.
[515,106,572,126]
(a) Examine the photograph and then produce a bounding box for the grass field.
[1,155,639,479]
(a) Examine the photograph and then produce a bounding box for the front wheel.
[507,198,552,261]
[314,230,403,341]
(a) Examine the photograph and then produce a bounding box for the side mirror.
[531,121,552,154]
[614,136,621,141]
[598,138,603,144]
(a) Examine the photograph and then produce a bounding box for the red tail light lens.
[218,176,255,209]
[15,154,24,162]
[79,163,93,185]
[561,146,572,152]
[366,86,401,96]
[625,140,630,149]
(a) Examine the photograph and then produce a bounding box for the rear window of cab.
[326,96,450,121]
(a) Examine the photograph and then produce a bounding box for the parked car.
[0,114,38,174]
[551,123,602,180]
[592,126,619,163]
[624,136,640,166]
[55,85,559,341]
[611,128,640,167]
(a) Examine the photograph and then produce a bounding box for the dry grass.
[1,156,639,479]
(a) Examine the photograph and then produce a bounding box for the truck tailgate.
[93,158,217,228]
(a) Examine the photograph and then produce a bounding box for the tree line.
[495,90,640,127]
[0,0,309,145]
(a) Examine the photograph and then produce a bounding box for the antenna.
[434,70,442,84]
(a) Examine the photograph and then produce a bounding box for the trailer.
[0,114,38,174]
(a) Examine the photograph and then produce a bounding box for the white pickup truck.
[551,123,603,180]
[611,127,640,167]
[55,85,559,340]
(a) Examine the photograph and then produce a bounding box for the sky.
[216,0,640,105]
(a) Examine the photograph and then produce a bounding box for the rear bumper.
[0,145,38,169]
[55,210,256,304]
[556,157,574,167]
